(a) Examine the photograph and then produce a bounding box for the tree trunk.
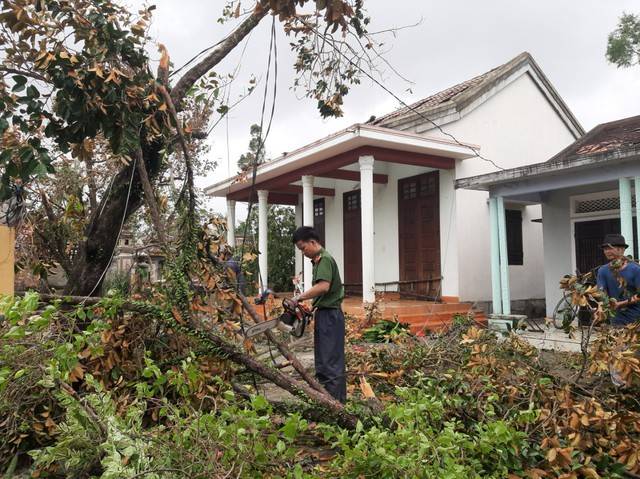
[63,9,270,296]
[64,141,162,296]
[135,148,167,245]
[34,293,359,429]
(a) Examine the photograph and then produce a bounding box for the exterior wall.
[322,162,438,290]
[439,169,459,297]
[542,190,572,317]
[541,182,621,317]
[403,73,578,303]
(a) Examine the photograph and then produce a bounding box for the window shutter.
[506,209,523,265]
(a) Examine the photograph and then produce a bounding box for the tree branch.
[0,67,47,82]
[135,148,167,245]
[237,293,327,394]
[32,293,359,429]
[84,156,98,213]
[169,6,269,108]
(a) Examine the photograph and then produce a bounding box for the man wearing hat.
[596,233,640,326]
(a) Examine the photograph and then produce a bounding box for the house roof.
[205,123,478,199]
[546,114,640,162]
[369,52,584,138]
[455,115,640,193]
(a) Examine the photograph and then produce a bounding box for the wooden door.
[574,218,638,274]
[398,171,440,298]
[343,190,362,293]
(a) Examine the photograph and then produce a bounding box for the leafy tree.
[237,205,296,293]
[0,0,379,295]
[237,124,265,173]
[606,12,640,67]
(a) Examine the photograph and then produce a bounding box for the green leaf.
[11,75,27,92]
[281,416,299,441]
[26,85,40,99]
[4,325,25,339]
[251,394,269,412]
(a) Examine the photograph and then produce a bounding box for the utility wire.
[79,155,138,303]
[238,16,278,287]
[311,25,506,171]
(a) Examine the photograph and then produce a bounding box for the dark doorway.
[574,217,638,275]
[398,171,441,298]
[343,190,362,293]
[313,198,325,246]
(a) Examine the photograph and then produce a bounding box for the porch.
[341,295,487,334]
[456,115,640,318]
[205,123,476,305]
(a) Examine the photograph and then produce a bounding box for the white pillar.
[496,196,511,315]
[301,175,314,291]
[359,155,375,303]
[488,197,502,315]
[226,199,236,247]
[619,178,634,256]
[294,196,303,282]
[257,190,269,292]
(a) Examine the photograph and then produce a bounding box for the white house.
[205,52,584,316]
[457,115,640,318]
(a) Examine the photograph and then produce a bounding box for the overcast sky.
[136,0,640,213]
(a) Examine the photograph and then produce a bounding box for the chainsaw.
[245,296,314,338]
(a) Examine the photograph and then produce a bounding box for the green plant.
[361,319,410,343]
[102,271,131,297]
[319,378,538,478]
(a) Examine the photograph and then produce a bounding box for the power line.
[311,25,506,171]
[79,155,138,303]
[238,16,278,289]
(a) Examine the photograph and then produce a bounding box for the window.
[313,198,326,246]
[401,181,417,200]
[506,209,523,265]
[345,191,360,211]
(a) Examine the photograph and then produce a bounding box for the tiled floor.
[513,324,595,353]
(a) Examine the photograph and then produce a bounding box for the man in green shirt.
[292,226,346,403]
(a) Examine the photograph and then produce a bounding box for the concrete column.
[257,190,269,292]
[294,196,303,282]
[301,175,314,291]
[496,196,511,315]
[226,199,236,247]
[620,177,634,256]
[359,155,375,303]
[488,197,503,315]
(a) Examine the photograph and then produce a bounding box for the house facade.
[205,52,584,311]
[457,115,640,317]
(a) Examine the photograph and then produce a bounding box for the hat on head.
[600,233,629,249]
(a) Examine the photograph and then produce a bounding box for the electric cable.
[238,16,277,284]
[309,25,506,171]
[78,154,138,303]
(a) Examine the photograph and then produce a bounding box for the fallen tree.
[0,0,379,294]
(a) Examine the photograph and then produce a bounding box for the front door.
[343,190,362,293]
[574,218,638,274]
[398,171,441,298]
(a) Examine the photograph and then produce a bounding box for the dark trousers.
[314,308,346,403]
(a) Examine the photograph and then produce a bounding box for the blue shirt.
[224,258,246,294]
[597,261,640,326]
